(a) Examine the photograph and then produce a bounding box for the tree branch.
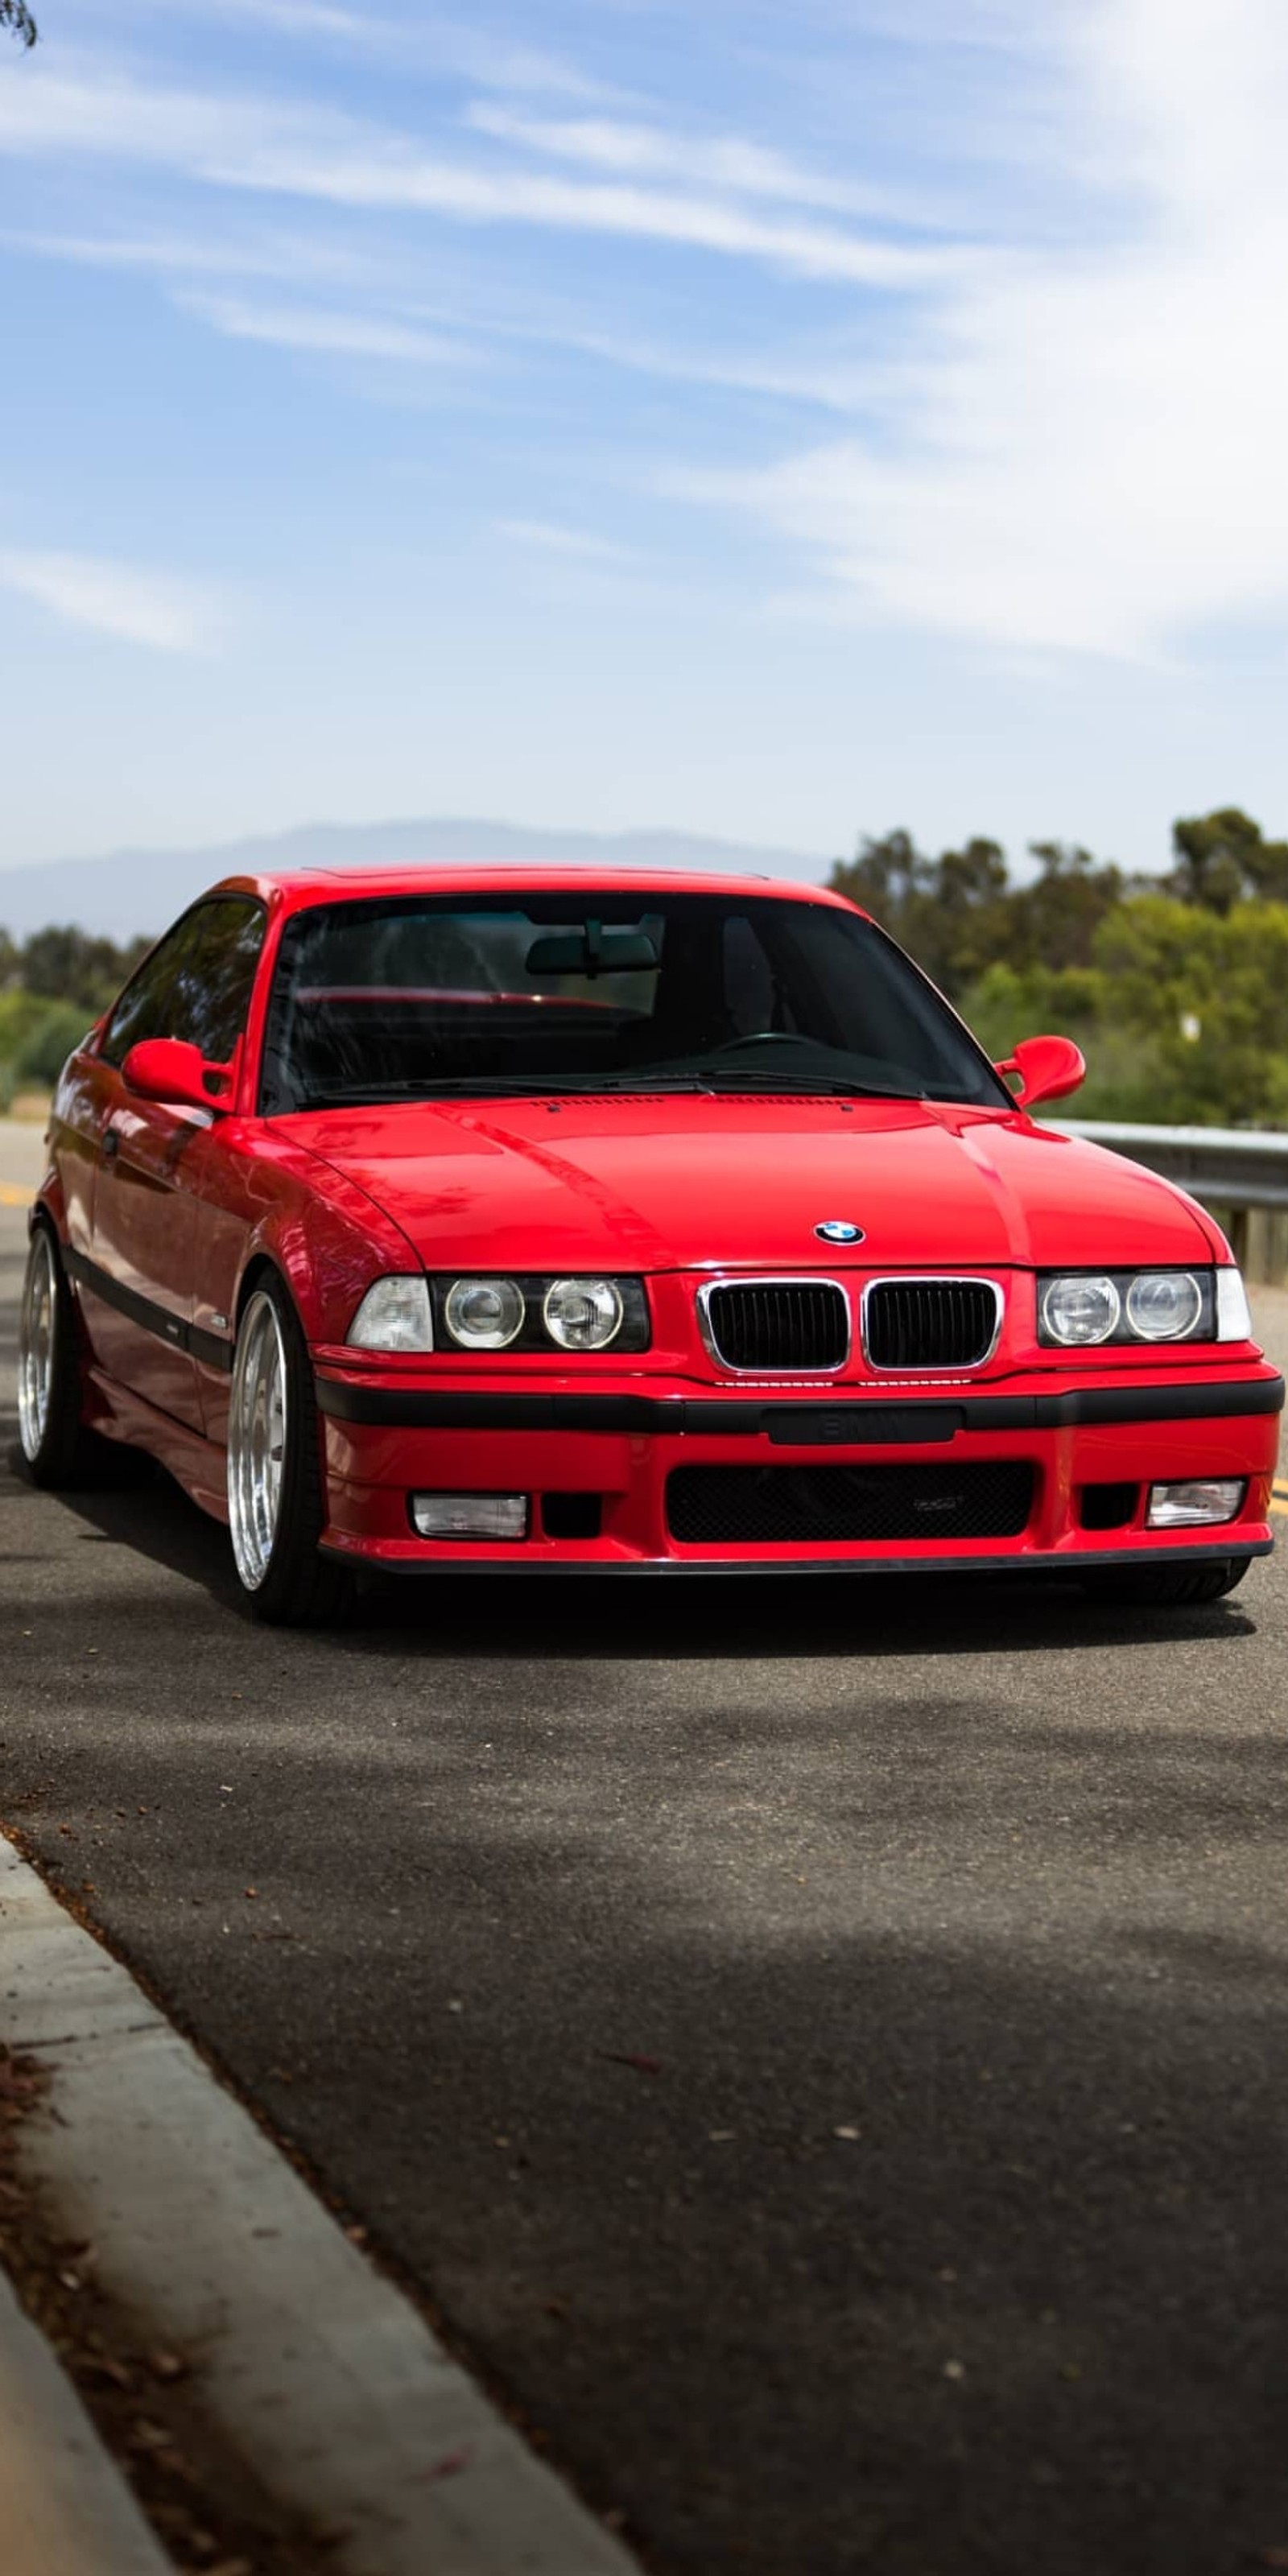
[1,2,39,47]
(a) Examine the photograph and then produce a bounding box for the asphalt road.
[3,1138,1288,2576]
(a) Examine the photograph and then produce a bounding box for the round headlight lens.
[443,1278,525,1349]
[543,1278,624,1352]
[1041,1274,1121,1346]
[1124,1270,1203,1341]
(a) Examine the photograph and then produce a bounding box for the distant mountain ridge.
[0,818,836,939]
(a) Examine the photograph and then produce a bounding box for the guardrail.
[1053,1121,1288,1282]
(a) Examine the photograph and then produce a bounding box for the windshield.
[258,891,1009,1114]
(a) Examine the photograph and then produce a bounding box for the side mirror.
[995,1033,1086,1111]
[121,1038,233,1113]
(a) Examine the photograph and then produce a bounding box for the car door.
[85,898,266,1429]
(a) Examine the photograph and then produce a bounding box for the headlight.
[347,1275,434,1352]
[543,1278,625,1351]
[1038,1268,1217,1348]
[444,1278,526,1350]
[1123,1271,1203,1341]
[1040,1274,1120,1346]
[431,1276,650,1354]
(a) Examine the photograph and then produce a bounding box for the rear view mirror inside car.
[526,922,660,977]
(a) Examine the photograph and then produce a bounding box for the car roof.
[200,865,855,916]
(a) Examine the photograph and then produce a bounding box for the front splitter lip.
[320,1538,1274,1578]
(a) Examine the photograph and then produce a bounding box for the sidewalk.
[0,2267,174,2575]
[0,1834,639,2576]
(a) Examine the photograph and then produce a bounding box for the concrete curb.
[0,2261,175,2575]
[0,1835,640,2576]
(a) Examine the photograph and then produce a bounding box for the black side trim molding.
[316,1374,1286,1437]
[66,1246,233,1375]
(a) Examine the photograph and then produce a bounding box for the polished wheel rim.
[18,1231,57,1464]
[228,1292,287,1591]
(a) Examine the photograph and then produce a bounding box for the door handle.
[102,1126,121,1162]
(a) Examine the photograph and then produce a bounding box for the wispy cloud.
[0,551,218,650]
[10,3,1288,673]
[0,68,967,287]
[126,0,619,100]
[3,223,372,288]
[494,518,630,562]
[512,316,899,419]
[465,105,940,229]
[175,291,469,364]
[669,0,1288,659]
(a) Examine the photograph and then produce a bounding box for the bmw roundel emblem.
[815,1219,864,1245]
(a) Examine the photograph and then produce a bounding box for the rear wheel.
[17,1223,104,1488]
[227,1275,349,1624]
[1080,1557,1250,1607]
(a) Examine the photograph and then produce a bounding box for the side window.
[101,901,265,1068]
[170,901,266,1060]
[100,920,192,1067]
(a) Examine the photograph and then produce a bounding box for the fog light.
[1146,1478,1245,1529]
[411,1493,529,1540]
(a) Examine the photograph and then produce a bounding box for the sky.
[2,0,1287,881]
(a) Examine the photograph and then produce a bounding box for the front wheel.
[1080,1557,1250,1607]
[226,1276,349,1625]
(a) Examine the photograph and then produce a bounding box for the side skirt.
[85,1365,230,1525]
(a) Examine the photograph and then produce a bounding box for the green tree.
[1093,894,1288,1123]
[1168,807,1288,911]
[14,1001,91,1088]
[828,830,1011,995]
[828,828,927,928]
[1,3,38,46]
[1009,840,1125,972]
[19,923,150,1012]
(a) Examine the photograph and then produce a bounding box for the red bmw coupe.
[16,865,1283,1622]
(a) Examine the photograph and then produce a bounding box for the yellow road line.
[0,1183,32,1207]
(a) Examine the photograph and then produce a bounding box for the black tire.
[17,1220,116,1488]
[226,1270,351,1626]
[1080,1556,1250,1607]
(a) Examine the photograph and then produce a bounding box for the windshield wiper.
[291,1077,625,1107]
[593,1069,925,1100]
[291,1071,926,1108]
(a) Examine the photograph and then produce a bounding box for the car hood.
[284,1097,1216,1273]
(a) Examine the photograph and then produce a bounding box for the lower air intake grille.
[667,1460,1034,1547]
[864,1278,1001,1370]
[702,1280,848,1372]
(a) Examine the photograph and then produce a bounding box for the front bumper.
[313,1362,1284,1575]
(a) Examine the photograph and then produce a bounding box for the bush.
[0,1059,14,1114]
[0,988,58,1061]
[14,1001,93,1089]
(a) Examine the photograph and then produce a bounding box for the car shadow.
[5,1434,1263,1664]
